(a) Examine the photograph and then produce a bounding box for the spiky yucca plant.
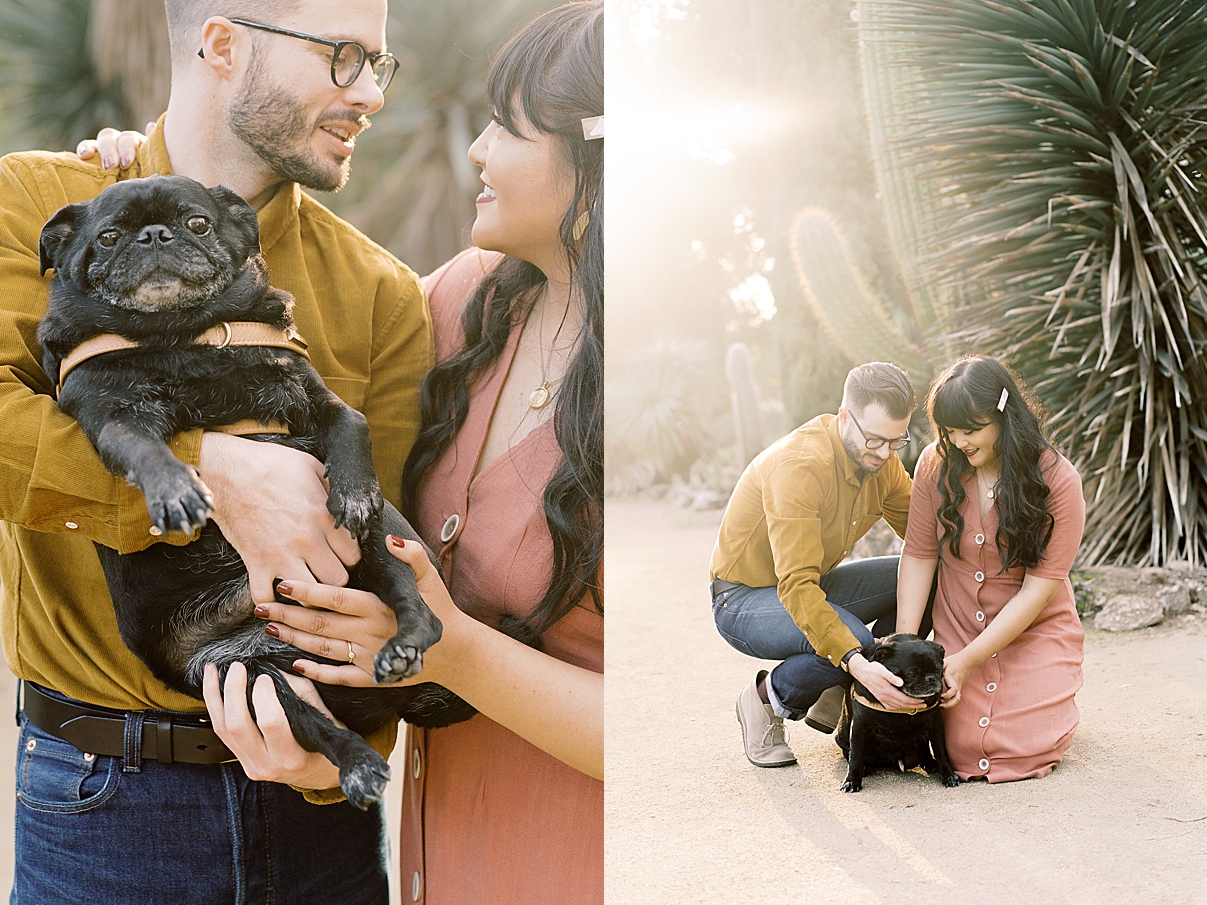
[861,0,1207,567]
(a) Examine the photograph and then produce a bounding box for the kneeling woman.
[896,356,1085,782]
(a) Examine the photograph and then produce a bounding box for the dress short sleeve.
[903,443,942,559]
[1026,451,1085,580]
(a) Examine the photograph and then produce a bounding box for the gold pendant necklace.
[978,468,999,500]
[529,293,552,410]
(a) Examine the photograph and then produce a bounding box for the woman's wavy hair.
[927,356,1055,570]
[400,1,603,645]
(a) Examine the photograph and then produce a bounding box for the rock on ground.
[1094,594,1165,632]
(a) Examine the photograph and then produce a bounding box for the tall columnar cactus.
[849,0,1207,567]
[789,208,932,391]
[725,342,765,467]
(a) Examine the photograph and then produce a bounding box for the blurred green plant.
[604,338,713,494]
[847,0,1207,567]
[0,0,126,153]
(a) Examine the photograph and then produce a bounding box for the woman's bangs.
[932,380,990,434]
[486,20,563,137]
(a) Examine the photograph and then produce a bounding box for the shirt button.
[65,521,79,530]
[149,526,163,536]
[975,533,984,544]
[439,513,461,543]
[978,758,990,771]
[979,717,990,727]
[974,570,984,582]
[851,520,857,526]
[412,748,421,779]
[986,682,997,692]
[975,611,985,622]
[412,870,422,901]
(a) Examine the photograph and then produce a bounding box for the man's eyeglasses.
[848,410,911,451]
[226,18,398,93]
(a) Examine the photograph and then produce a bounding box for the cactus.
[789,208,932,390]
[725,343,765,467]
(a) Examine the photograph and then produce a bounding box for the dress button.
[412,870,422,901]
[978,758,990,771]
[975,611,985,622]
[65,521,79,530]
[974,570,984,582]
[439,513,461,543]
[979,717,990,727]
[412,748,421,779]
[986,682,997,692]
[974,533,984,544]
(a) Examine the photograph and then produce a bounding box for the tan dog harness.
[55,321,310,436]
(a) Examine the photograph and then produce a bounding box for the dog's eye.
[186,216,212,236]
[97,229,120,248]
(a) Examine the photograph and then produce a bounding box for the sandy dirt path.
[605,498,1207,905]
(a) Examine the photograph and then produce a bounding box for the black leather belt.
[22,682,235,765]
[710,578,745,596]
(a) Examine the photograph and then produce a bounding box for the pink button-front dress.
[397,248,603,904]
[903,444,1085,782]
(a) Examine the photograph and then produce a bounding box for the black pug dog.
[36,175,474,808]
[835,633,961,793]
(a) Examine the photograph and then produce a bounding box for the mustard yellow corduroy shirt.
[709,414,912,665]
[0,121,434,728]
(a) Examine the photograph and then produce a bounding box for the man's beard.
[840,430,886,477]
[227,55,365,192]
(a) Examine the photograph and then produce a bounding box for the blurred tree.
[88,0,170,131]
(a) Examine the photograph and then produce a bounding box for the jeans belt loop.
[123,711,145,773]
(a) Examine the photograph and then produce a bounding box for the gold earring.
[572,210,590,241]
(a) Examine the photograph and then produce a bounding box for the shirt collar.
[137,112,300,255]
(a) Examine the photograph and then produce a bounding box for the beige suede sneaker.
[736,670,796,767]
[803,684,845,734]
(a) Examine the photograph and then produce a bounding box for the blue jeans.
[12,691,389,905]
[713,556,932,718]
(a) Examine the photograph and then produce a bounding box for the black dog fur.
[835,633,961,793]
[36,175,475,808]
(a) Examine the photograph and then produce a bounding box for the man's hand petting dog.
[846,652,929,712]
[199,432,361,603]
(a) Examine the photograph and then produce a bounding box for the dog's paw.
[840,776,863,793]
[374,638,423,685]
[141,465,213,535]
[339,751,391,810]
[325,476,383,541]
[940,769,961,788]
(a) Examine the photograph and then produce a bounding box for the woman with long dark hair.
[895,356,1085,782]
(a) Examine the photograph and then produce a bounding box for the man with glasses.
[0,2,425,901]
[710,361,934,767]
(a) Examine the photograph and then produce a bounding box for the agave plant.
[847,0,1207,567]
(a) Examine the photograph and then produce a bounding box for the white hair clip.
[997,387,1009,412]
[582,115,604,140]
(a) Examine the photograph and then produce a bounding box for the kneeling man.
[710,361,930,766]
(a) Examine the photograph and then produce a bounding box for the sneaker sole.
[736,703,797,768]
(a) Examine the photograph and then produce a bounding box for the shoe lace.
[763,715,789,748]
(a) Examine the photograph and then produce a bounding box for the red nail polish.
[253,605,269,618]
[276,581,293,596]
[291,662,306,675]
[265,624,280,637]
[388,534,405,547]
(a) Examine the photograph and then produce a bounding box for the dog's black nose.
[137,225,174,245]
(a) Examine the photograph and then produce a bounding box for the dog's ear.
[208,184,261,261]
[39,202,88,276]
[869,640,896,664]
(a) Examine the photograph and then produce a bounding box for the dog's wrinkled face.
[868,633,945,703]
[39,175,261,312]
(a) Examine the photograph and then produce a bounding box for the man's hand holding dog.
[846,652,930,711]
[199,433,362,602]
